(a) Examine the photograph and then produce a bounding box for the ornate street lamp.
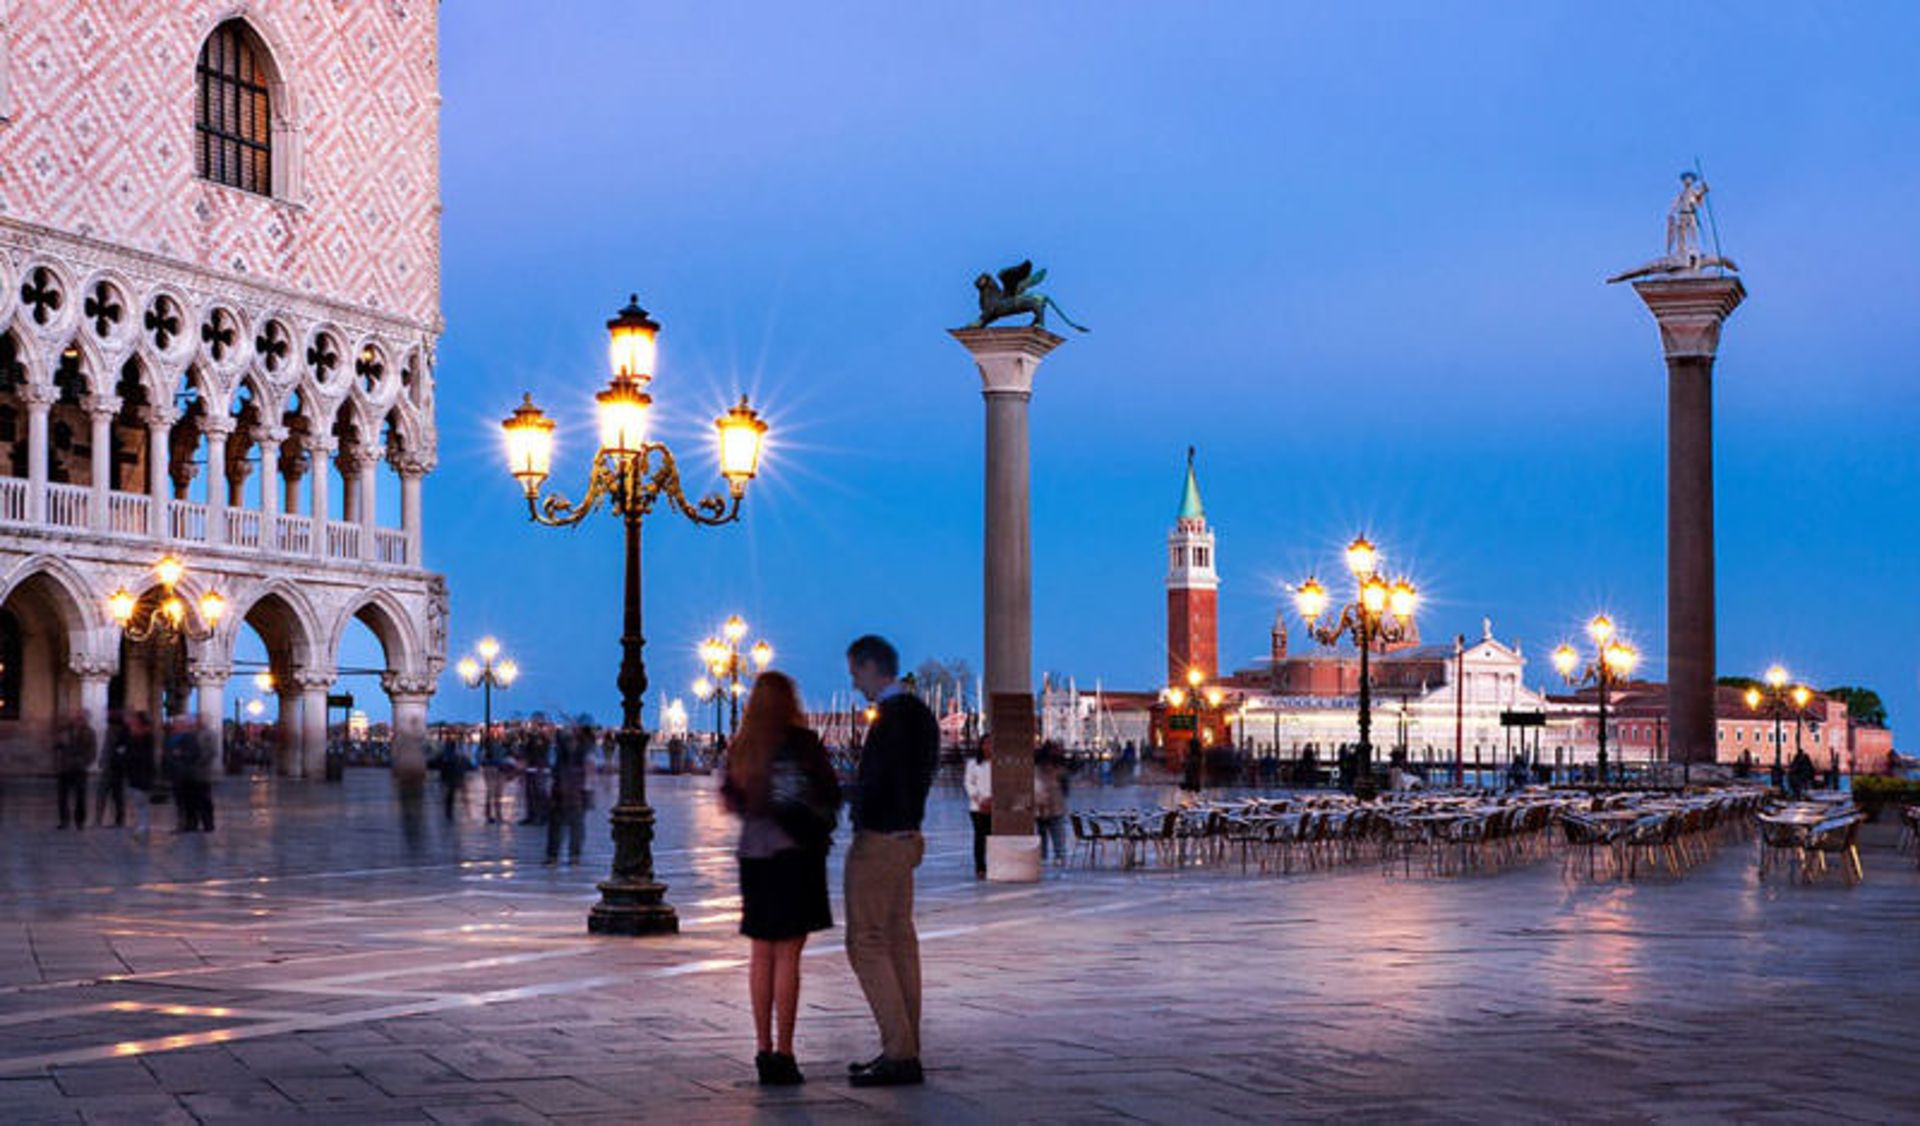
[1551,614,1640,786]
[1743,663,1810,786]
[700,616,773,738]
[107,554,225,643]
[457,637,518,771]
[500,294,767,937]
[1293,535,1418,798]
[1161,666,1226,791]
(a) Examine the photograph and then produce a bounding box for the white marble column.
[202,418,231,545]
[85,393,118,532]
[308,436,335,559]
[190,666,229,773]
[293,670,333,779]
[144,410,173,539]
[353,448,379,561]
[23,383,52,523]
[258,426,285,521]
[385,672,434,783]
[397,456,426,567]
[71,657,115,767]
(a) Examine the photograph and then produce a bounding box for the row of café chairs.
[1559,790,1764,881]
[1757,801,1867,885]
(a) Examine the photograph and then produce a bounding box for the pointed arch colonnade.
[0,238,447,778]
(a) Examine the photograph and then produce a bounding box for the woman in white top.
[963,736,992,879]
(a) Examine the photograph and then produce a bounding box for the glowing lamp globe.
[502,394,555,494]
[606,295,660,382]
[107,589,137,626]
[198,590,225,627]
[1388,579,1417,620]
[595,376,653,458]
[1552,644,1578,678]
[1587,615,1614,645]
[723,615,748,643]
[1360,576,1389,616]
[750,640,773,671]
[1745,687,1762,710]
[1765,664,1789,689]
[1791,685,1811,708]
[1345,535,1378,579]
[154,555,186,590]
[457,657,481,686]
[1294,578,1328,623]
[496,660,519,687]
[716,397,768,488]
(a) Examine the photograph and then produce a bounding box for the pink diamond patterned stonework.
[0,2,440,331]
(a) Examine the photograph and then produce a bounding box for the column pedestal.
[951,325,1065,883]
[1630,275,1744,766]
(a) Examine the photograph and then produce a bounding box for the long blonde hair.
[726,670,804,806]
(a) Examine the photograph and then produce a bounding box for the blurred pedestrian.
[481,735,506,823]
[95,712,129,828]
[518,732,550,826]
[1788,747,1816,799]
[53,711,94,829]
[124,712,155,834]
[545,727,590,865]
[963,736,992,879]
[843,634,937,1088]
[1034,741,1069,866]
[434,736,469,821]
[721,671,840,1086]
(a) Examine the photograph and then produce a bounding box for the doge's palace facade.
[0,3,446,777]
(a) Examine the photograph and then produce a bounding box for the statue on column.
[1607,171,1739,282]
[969,260,1090,332]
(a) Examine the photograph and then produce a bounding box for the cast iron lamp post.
[456,637,518,770]
[1551,615,1640,786]
[500,294,768,937]
[691,675,724,756]
[107,554,226,642]
[1161,665,1225,791]
[1293,535,1418,799]
[699,617,772,738]
[1743,664,1809,782]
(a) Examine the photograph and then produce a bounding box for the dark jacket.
[852,692,939,833]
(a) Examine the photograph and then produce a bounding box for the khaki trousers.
[844,829,925,1060]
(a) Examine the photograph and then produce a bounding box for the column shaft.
[25,395,49,523]
[87,408,112,531]
[1667,355,1716,764]
[204,431,228,545]
[147,422,170,539]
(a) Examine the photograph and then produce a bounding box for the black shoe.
[847,1053,886,1076]
[849,1057,923,1088]
[762,1052,804,1086]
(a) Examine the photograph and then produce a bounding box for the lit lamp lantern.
[503,395,556,497]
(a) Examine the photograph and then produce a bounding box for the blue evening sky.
[390,2,1918,749]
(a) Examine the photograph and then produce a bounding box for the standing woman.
[721,671,840,1086]
[964,736,992,879]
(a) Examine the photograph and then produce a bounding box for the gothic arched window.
[195,21,274,195]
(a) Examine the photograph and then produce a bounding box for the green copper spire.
[1178,445,1205,521]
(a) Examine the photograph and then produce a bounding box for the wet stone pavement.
[0,769,1915,1124]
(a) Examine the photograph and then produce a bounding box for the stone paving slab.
[0,771,1917,1121]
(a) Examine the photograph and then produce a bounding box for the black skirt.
[739,848,833,940]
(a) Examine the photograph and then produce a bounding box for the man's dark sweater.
[852,690,940,832]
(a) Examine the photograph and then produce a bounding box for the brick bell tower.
[1166,447,1219,686]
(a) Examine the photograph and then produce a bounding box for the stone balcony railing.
[0,480,414,568]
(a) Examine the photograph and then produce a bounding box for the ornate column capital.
[344,446,382,472]
[303,434,338,457]
[68,654,118,681]
[185,664,234,689]
[391,451,435,478]
[258,425,290,447]
[84,393,122,419]
[199,414,236,439]
[287,668,336,694]
[381,671,437,699]
[19,383,57,410]
[1630,276,1747,361]
[949,325,1066,398]
[139,405,178,430]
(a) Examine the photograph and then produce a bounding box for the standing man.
[843,634,939,1088]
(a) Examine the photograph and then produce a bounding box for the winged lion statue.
[969,260,1089,332]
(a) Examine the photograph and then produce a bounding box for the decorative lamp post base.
[588,884,679,936]
[985,833,1042,883]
